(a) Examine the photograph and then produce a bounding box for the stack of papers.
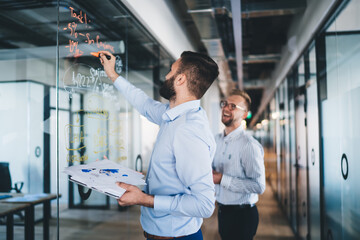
[63,159,146,199]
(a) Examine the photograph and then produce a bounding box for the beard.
[222,116,233,127]
[159,74,176,100]
[221,111,234,127]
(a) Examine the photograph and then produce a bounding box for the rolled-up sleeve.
[153,125,215,218]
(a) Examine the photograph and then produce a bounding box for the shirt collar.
[162,100,201,122]
[222,125,244,141]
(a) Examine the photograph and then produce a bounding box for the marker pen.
[91,51,111,60]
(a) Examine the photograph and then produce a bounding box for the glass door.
[294,59,309,240]
[320,1,360,239]
[306,45,321,240]
[288,73,298,233]
[58,1,131,238]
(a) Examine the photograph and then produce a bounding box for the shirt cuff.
[220,174,232,189]
[154,195,172,214]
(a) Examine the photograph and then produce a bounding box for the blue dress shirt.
[113,76,216,237]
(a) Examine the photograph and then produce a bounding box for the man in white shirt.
[212,89,266,240]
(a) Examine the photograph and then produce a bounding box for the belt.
[143,231,186,240]
[218,203,255,209]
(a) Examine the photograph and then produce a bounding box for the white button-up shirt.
[213,126,265,205]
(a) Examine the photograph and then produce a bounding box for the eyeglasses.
[220,100,246,111]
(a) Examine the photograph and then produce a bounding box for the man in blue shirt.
[99,51,219,240]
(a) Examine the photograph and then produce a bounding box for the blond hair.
[230,89,251,111]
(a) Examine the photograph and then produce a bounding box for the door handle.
[341,153,348,180]
[135,154,143,172]
[311,148,315,166]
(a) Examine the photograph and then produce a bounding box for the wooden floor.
[0,182,295,240]
[253,184,296,240]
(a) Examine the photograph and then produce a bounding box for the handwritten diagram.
[63,7,114,58]
[61,6,128,166]
[62,63,119,103]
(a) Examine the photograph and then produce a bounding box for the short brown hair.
[177,51,219,99]
[230,89,251,111]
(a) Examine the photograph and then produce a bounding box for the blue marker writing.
[99,169,119,176]
[100,169,119,173]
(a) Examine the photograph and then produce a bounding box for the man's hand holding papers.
[116,182,154,208]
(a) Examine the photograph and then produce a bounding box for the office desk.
[0,202,30,240]
[0,193,58,240]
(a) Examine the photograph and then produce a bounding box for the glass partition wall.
[320,0,360,239]
[58,1,130,211]
[0,2,58,239]
[0,1,170,239]
[258,0,360,239]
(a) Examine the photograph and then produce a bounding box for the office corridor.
[3,1,360,239]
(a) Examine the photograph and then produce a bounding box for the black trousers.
[217,204,259,240]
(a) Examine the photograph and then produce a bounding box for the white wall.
[0,58,56,85]
[28,83,44,193]
[201,80,222,135]
[0,82,44,193]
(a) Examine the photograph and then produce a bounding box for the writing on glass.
[64,7,114,58]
